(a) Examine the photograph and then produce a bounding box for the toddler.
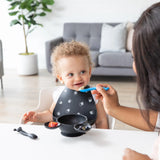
[23,41,108,129]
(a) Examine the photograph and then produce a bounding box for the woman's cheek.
[132,61,137,74]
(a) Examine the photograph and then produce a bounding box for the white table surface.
[0,123,158,160]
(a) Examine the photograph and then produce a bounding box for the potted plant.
[7,0,54,75]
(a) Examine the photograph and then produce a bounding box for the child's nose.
[75,74,82,81]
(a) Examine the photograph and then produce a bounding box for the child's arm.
[23,102,56,124]
[95,100,109,129]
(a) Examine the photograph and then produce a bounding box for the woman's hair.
[51,40,92,75]
[132,2,160,129]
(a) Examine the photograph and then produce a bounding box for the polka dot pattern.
[53,86,97,125]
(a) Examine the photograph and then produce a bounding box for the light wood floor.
[0,69,139,130]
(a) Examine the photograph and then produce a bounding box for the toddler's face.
[57,56,91,91]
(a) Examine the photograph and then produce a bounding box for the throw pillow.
[99,23,127,52]
[126,22,134,51]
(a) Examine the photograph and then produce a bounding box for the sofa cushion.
[126,22,134,51]
[90,50,101,67]
[63,23,102,51]
[98,52,133,68]
[99,23,127,52]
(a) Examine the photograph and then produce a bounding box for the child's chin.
[69,85,86,91]
[78,86,85,90]
[71,87,82,91]
[73,88,80,91]
[67,86,78,91]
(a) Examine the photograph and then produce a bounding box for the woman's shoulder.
[151,135,160,160]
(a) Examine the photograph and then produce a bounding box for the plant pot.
[17,54,38,75]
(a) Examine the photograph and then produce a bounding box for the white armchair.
[0,40,4,89]
[20,88,115,129]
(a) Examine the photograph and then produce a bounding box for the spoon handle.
[80,87,109,92]
[14,127,38,139]
[19,130,38,139]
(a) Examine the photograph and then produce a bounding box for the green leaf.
[18,14,22,20]
[9,11,19,16]
[29,19,36,25]
[28,14,34,19]
[20,0,34,9]
[39,12,46,16]
[29,4,37,11]
[9,1,21,10]
[10,19,21,26]
[21,15,27,21]
[9,5,17,10]
[28,22,31,29]
[42,7,52,12]
[10,1,21,7]
[42,0,54,5]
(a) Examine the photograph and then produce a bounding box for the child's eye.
[80,70,86,74]
[68,73,73,77]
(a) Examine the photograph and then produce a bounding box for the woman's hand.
[92,84,120,115]
[123,148,151,160]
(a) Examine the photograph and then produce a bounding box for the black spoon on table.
[13,127,38,139]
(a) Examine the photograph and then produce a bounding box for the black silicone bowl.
[57,114,91,137]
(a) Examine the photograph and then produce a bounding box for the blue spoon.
[79,87,109,92]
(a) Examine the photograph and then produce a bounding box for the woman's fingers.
[92,83,115,100]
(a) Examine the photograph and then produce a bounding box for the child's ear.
[57,74,64,84]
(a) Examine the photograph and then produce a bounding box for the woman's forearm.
[109,106,158,131]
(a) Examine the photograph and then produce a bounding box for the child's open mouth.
[74,82,84,88]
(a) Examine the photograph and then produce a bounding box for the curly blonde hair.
[51,41,92,75]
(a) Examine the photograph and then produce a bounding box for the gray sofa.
[0,40,4,89]
[45,23,135,77]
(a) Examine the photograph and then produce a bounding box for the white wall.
[0,0,159,70]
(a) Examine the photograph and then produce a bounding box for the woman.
[92,2,160,159]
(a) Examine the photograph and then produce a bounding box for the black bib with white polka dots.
[53,86,97,125]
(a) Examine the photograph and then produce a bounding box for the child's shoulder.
[53,86,65,102]
[53,85,65,91]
